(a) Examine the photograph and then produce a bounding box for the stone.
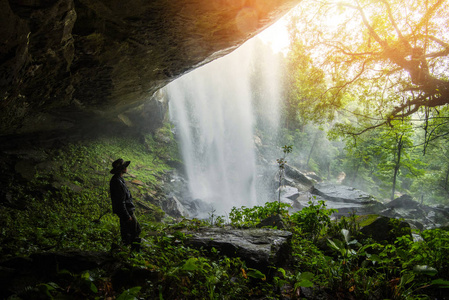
[256,214,286,229]
[162,195,189,218]
[312,183,377,204]
[386,194,419,209]
[384,194,449,229]
[284,164,315,187]
[0,0,301,140]
[277,186,302,212]
[294,183,386,219]
[183,227,292,276]
[359,215,411,243]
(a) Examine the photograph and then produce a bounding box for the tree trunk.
[306,131,320,169]
[350,158,361,185]
[444,163,449,192]
[391,135,403,200]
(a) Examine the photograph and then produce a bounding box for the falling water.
[166,37,283,215]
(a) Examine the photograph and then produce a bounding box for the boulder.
[312,183,377,204]
[385,194,449,229]
[183,227,292,276]
[162,195,189,218]
[277,185,302,211]
[256,214,286,229]
[179,198,214,219]
[359,215,411,243]
[297,183,386,218]
[284,164,316,187]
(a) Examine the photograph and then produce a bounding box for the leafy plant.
[289,199,336,242]
[229,201,291,228]
[117,286,142,300]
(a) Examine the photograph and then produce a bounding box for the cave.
[0,0,300,144]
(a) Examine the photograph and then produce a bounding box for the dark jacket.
[110,174,135,219]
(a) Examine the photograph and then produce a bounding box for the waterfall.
[166,37,282,215]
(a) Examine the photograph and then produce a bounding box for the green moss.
[0,135,175,258]
[355,214,380,227]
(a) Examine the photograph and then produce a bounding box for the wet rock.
[257,214,286,229]
[183,227,292,276]
[284,164,316,187]
[179,198,214,219]
[161,195,189,218]
[386,194,417,208]
[359,215,411,243]
[312,183,377,204]
[306,183,385,218]
[278,186,302,211]
[385,194,449,229]
[281,186,300,201]
[0,0,300,139]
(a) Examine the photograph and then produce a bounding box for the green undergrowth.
[1,132,177,258]
[2,194,449,299]
[1,135,449,299]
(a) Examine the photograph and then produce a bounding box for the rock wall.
[0,0,300,141]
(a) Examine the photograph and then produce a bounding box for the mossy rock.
[356,214,381,227]
[359,215,411,243]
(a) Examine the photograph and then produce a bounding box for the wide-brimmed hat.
[110,158,131,174]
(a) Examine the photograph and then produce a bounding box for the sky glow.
[257,14,290,55]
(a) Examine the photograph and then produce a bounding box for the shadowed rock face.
[183,227,292,275]
[0,0,300,139]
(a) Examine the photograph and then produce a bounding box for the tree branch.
[412,0,446,35]
[379,0,411,51]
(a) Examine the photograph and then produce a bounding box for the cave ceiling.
[0,0,300,141]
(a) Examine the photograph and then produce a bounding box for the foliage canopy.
[288,0,449,134]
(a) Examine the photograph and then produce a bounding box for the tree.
[367,120,425,199]
[288,0,449,136]
[339,129,381,194]
[283,32,329,130]
[336,117,426,200]
[410,106,449,203]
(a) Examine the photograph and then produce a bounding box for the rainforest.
[1,0,449,299]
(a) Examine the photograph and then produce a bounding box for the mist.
[166,37,283,215]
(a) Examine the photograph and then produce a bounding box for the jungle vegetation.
[2,0,449,299]
[1,132,448,299]
[281,0,449,204]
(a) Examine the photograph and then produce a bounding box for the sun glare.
[257,14,291,55]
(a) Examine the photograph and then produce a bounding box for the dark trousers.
[119,213,141,250]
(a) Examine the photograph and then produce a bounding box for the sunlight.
[257,14,290,55]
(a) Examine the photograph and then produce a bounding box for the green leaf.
[278,267,287,278]
[295,279,313,288]
[182,257,199,271]
[117,286,142,300]
[367,254,382,263]
[400,273,415,286]
[297,271,314,281]
[342,229,350,244]
[38,283,56,298]
[81,271,91,281]
[89,282,98,293]
[327,238,344,251]
[431,279,449,288]
[413,265,438,276]
[247,268,266,280]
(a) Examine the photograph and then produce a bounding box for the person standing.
[110,158,141,251]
